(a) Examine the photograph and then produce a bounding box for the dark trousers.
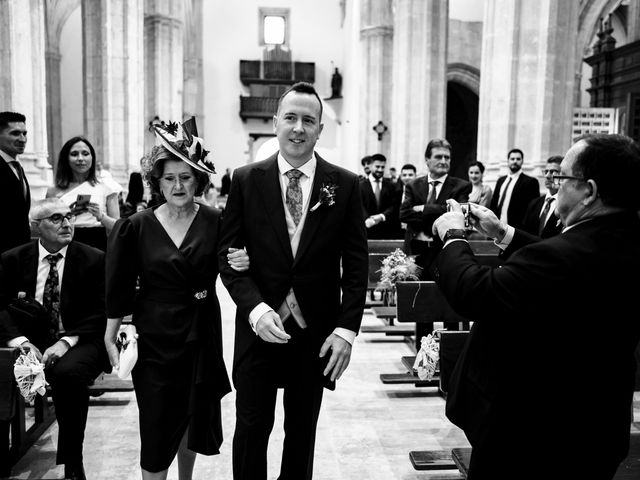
[46,340,104,466]
[233,323,325,480]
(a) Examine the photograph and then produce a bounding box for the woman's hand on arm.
[227,247,250,272]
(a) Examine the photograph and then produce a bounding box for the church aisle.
[12,279,467,479]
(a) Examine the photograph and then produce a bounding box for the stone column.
[390,0,448,172]
[628,1,640,43]
[45,0,80,173]
[360,0,393,158]
[183,0,204,132]
[477,0,578,185]
[144,0,184,153]
[83,0,144,185]
[0,0,50,200]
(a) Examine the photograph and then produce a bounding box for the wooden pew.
[367,239,405,254]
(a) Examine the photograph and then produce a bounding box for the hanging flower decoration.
[376,248,422,291]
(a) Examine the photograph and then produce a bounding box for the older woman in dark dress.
[104,119,248,479]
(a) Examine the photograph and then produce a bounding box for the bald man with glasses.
[0,198,108,480]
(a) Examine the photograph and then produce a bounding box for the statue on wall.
[330,67,343,98]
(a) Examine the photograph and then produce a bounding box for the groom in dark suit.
[219,82,368,480]
[430,134,640,479]
[0,198,107,480]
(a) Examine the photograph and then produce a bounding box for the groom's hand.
[255,311,291,343]
[319,334,352,382]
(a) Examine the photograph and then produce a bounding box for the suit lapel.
[437,177,455,203]
[294,154,335,266]
[21,242,39,297]
[252,155,294,264]
[60,242,78,313]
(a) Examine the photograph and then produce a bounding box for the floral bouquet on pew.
[413,334,439,381]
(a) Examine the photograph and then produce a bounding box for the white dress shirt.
[8,243,78,348]
[498,170,522,224]
[248,153,356,345]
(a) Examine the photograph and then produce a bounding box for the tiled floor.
[6,280,640,479]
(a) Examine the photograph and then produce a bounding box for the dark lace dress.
[106,205,231,472]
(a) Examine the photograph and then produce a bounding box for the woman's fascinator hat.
[152,116,215,175]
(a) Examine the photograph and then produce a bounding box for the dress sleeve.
[106,217,138,318]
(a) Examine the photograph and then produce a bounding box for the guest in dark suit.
[219,82,368,480]
[0,112,31,255]
[399,138,471,272]
[359,153,397,239]
[521,155,563,238]
[220,167,232,197]
[393,164,417,240]
[0,198,107,480]
[489,148,540,230]
[431,134,640,480]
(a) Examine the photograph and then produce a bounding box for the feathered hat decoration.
[153,116,215,175]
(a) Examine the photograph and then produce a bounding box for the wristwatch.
[443,228,467,243]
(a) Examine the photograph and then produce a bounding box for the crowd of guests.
[1,86,640,480]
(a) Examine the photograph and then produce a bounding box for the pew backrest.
[367,239,405,255]
[395,281,469,324]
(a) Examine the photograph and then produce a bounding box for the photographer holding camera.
[430,134,640,480]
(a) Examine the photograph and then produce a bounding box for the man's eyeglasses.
[42,213,76,225]
[543,169,561,175]
[551,175,585,187]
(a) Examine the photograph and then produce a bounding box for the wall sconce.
[373,120,388,141]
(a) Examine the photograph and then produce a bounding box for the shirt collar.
[368,173,383,183]
[427,174,447,184]
[38,242,69,262]
[277,152,316,179]
[545,193,558,201]
[0,150,17,164]
[508,170,523,180]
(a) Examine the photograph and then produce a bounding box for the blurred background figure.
[467,160,493,207]
[46,137,120,251]
[521,155,563,238]
[120,172,145,218]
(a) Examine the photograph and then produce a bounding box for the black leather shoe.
[64,463,86,480]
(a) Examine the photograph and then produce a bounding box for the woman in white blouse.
[46,136,120,251]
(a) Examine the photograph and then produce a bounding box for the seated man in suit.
[359,153,398,239]
[0,198,107,480]
[521,155,563,238]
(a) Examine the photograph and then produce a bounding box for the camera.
[447,202,471,228]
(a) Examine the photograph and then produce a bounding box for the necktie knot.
[45,253,62,266]
[286,169,303,181]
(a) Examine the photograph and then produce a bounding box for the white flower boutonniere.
[310,183,338,212]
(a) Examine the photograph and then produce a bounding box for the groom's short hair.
[277,82,323,121]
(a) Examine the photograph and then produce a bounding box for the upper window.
[259,8,289,46]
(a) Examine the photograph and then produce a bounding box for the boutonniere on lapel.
[310,183,338,212]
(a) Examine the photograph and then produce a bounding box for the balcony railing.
[239,96,279,121]
[240,60,315,85]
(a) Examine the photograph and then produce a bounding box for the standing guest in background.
[0,198,108,480]
[120,171,145,218]
[105,119,249,480]
[489,148,539,230]
[220,167,232,197]
[431,134,640,480]
[359,155,372,179]
[521,155,563,238]
[0,111,31,254]
[393,164,418,241]
[359,153,397,239]
[467,160,493,208]
[219,82,368,480]
[46,137,120,251]
[388,166,398,183]
[400,138,471,266]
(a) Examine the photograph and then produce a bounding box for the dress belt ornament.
[194,290,208,300]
